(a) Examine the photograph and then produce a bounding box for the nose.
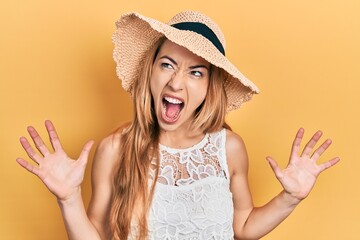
[167,71,184,91]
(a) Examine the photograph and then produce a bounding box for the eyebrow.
[189,65,209,71]
[159,56,177,66]
[159,55,210,71]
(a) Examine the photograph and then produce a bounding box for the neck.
[159,127,205,149]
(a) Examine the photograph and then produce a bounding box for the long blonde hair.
[110,37,229,239]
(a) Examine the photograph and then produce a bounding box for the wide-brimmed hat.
[112,10,260,112]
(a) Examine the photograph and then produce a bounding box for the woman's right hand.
[16,120,94,202]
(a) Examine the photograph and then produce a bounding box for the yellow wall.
[1,0,359,239]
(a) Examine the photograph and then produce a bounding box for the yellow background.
[1,0,359,239]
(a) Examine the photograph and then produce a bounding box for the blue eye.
[191,71,203,77]
[161,63,173,69]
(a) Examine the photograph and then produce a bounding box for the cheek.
[189,81,209,105]
[149,74,164,106]
[192,79,209,95]
[149,68,165,96]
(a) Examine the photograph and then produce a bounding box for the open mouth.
[162,96,184,123]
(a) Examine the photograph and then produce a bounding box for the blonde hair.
[110,36,228,239]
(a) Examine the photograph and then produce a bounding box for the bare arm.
[87,133,123,239]
[227,129,339,240]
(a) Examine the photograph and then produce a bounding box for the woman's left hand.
[266,128,340,203]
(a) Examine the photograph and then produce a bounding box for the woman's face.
[150,40,210,133]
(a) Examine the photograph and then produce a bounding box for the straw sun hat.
[112,10,260,112]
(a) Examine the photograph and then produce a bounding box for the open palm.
[267,128,340,202]
[16,120,94,201]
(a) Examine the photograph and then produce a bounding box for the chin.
[157,113,191,133]
[158,119,182,132]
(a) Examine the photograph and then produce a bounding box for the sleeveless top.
[130,129,234,239]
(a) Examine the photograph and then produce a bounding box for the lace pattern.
[148,177,233,239]
[154,129,230,185]
[130,129,234,239]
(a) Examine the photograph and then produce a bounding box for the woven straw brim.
[113,12,260,112]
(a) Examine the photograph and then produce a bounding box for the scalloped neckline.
[159,133,209,153]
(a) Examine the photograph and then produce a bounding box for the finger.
[27,126,50,156]
[311,138,332,162]
[290,128,305,160]
[45,120,63,151]
[19,136,43,164]
[318,157,340,173]
[266,156,283,179]
[16,158,41,176]
[301,130,323,157]
[78,140,95,165]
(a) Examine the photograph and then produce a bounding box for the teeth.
[164,96,183,104]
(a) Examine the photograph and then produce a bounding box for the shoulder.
[95,132,121,161]
[225,129,247,159]
[92,123,130,178]
[225,129,249,176]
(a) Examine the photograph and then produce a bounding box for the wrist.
[280,190,302,206]
[57,187,82,207]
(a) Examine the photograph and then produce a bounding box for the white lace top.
[131,129,234,239]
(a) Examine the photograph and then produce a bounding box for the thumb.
[266,156,283,179]
[78,140,95,165]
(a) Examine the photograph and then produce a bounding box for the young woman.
[16,11,340,240]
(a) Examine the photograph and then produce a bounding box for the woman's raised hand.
[16,120,94,202]
[266,128,340,203]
